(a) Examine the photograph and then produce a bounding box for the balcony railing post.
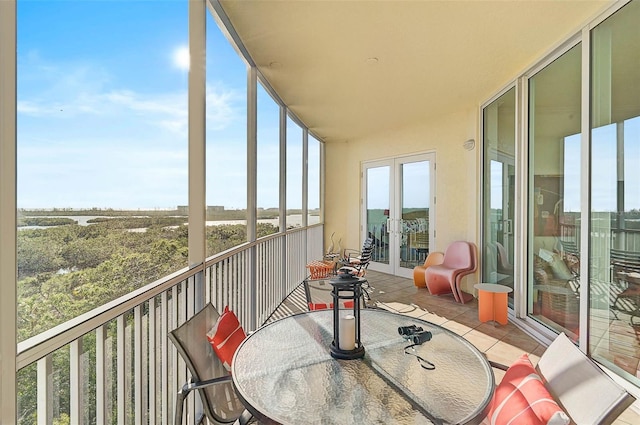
[117,315,125,425]
[149,297,157,425]
[37,354,53,425]
[95,325,106,425]
[134,305,143,424]
[70,338,83,425]
[161,291,169,425]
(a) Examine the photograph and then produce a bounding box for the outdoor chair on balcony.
[340,237,374,277]
[168,303,253,425]
[610,248,640,324]
[495,242,513,275]
[304,278,360,310]
[531,244,581,332]
[425,241,477,303]
[485,332,635,425]
[413,251,444,287]
[338,237,375,299]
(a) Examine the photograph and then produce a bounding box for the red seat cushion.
[308,300,354,311]
[485,354,570,425]
[206,306,246,371]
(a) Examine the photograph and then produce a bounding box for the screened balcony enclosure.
[2,0,640,424]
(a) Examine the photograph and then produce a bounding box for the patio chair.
[303,271,375,310]
[424,241,477,303]
[610,248,640,324]
[340,237,374,277]
[412,251,444,287]
[168,303,253,425]
[486,332,635,425]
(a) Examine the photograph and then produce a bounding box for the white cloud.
[206,83,243,131]
[16,55,263,209]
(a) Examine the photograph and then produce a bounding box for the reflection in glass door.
[365,165,391,269]
[589,1,640,385]
[528,44,581,339]
[482,87,516,305]
[364,154,435,278]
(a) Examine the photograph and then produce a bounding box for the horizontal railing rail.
[16,225,323,425]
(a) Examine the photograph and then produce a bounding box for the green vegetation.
[18,217,77,227]
[17,215,279,340]
[17,211,280,424]
[18,221,189,340]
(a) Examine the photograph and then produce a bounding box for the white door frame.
[362,152,436,278]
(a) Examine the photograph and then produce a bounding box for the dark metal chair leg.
[175,386,190,425]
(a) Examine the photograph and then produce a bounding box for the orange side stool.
[474,283,513,325]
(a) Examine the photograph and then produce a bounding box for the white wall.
[325,105,481,295]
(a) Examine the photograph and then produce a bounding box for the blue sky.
[17,0,311,210]
[590,119,640,212]
[489,119,640,213]
[16,1,637,213]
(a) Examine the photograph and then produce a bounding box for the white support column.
[188,2,207,419]
[247,67,258,328]
[320,139,326,225]
[247,67,257,242]
[302,129,309,263]
[188,0,206,273]
[280,106,287,297]
[280,106,287,232]
[0,1,17,424]
[302,129,309,228]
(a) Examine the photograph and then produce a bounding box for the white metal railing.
[16,225,323,424]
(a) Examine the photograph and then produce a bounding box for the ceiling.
[218,0,612,144]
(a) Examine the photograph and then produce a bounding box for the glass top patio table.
[231,309,494,425]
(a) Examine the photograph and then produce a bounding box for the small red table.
[474,283,513,325]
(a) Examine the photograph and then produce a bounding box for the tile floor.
[279,270,640,424]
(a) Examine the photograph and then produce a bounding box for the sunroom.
[2,0,640,423]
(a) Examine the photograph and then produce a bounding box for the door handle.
[504,219,513,235]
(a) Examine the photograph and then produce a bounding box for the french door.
[362,153,436,278]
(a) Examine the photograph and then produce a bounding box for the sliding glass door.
[589,0,640,387]
[527,43,582,340]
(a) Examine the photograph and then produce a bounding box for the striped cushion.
[486,354,570,425]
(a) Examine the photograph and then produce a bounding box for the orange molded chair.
[425,241,477,303]
[413,251,444,287]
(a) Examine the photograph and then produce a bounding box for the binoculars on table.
[398,325,432,345]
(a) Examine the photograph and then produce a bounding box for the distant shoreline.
[18,212,321,229]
